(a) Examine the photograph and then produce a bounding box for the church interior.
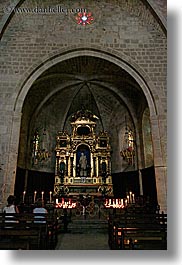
[0,0,167,250]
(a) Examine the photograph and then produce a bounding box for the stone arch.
[4,46,162,203]
[0,0,166,41]
[0,0,23,40]
[14,45,157,117]
[13,46,158,182]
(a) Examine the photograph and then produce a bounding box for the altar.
[53,108,113,198]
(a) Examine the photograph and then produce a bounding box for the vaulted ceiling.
[22,56,147,131]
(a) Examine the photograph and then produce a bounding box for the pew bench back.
[0,213,58,250]
[108,212,167,250]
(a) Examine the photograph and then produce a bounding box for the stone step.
[67,219,108,234]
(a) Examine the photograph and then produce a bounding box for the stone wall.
[0,0,167,210]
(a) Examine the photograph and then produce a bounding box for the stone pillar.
[154,166,167,213]
[135,124,144,196]
[1,111,22,205]
[138,169,143,196]
[150,115,167,213]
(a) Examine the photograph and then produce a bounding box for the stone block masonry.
[0,0,167,211]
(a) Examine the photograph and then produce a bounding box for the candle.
[62,198,64,204]
[56,198,58,204]
[49,191,52,203]
[125,199,128,206]
[41,191,44,201]
[121,199,123,206]
[129,191,132,203]
[83,206,85,215]
[127,195,129,203]
[132,193,135,203]
[34,191,37,203]
[23,191,26,203]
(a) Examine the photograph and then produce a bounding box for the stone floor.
[55,218,110,250]
[56,232,110,250]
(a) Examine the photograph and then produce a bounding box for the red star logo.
[75,12,94,26]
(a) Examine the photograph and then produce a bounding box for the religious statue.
[60,160,65,175]
[101,161,107,183]
[79,152,87,181]
[60,159,65,184]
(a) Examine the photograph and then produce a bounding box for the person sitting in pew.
[3,195,19,214]
[3,195,19,227]
[3,195,19,224]
[33,199,47,223]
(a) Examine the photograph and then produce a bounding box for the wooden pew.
[108,211,167,250]
[0,212,58,250]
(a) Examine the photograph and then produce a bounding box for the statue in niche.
[101,161,107,184]
[79,152,87,182]
[60,159,65,184]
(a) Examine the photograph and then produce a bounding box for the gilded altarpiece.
[54,110,113,197]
